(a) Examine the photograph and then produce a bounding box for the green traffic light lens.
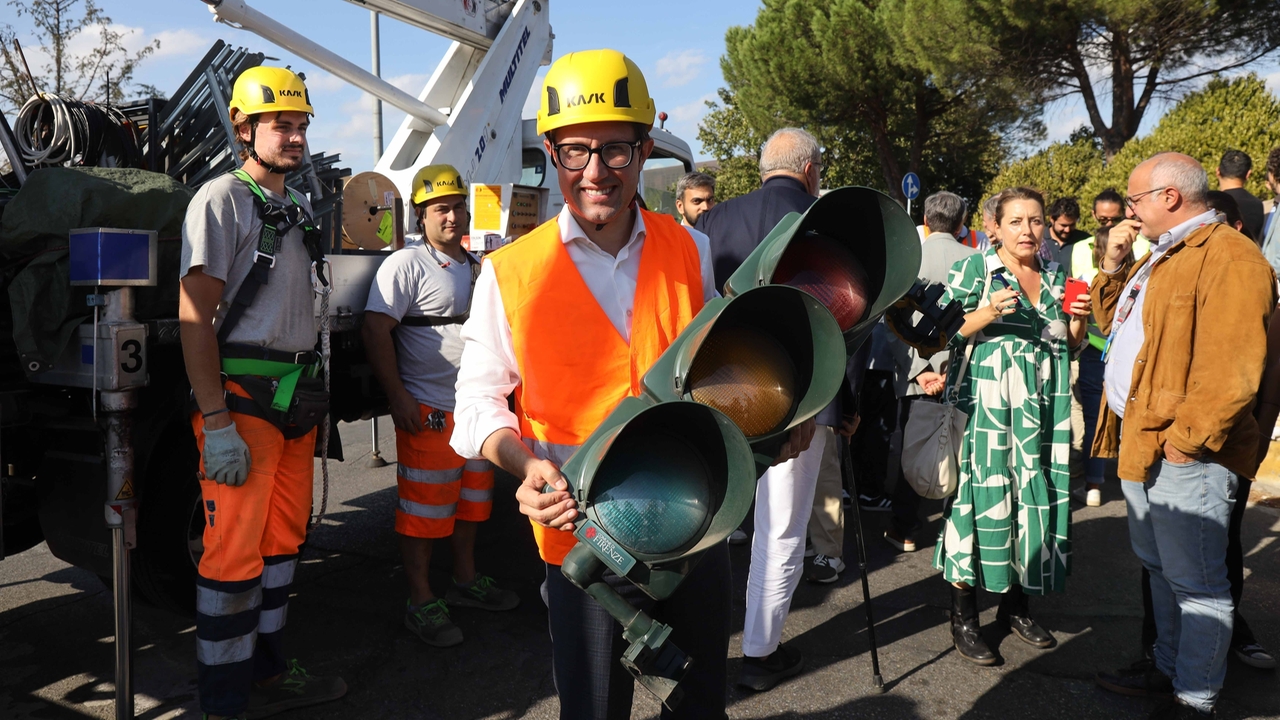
[687,325,796,437]
[591,431,713,555]
[773,233,871,331]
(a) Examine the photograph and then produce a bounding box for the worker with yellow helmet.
[449,49,810,719]
[179,65,345,719]
[363,164,520,650]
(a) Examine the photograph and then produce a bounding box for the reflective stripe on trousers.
[396,406,495,538]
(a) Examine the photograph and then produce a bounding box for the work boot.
[737,642,804,691]
[1148,697,1214,718]
[996,584,1055,648]
[1095,657,1175,697]
[950,585,996,665]
[404,598,464,647]
[245,659,347,719]
[445,573,521,612]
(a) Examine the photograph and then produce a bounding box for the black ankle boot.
[950,585,996,665]
[997,585,1055,649]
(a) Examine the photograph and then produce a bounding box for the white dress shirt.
[1104,209,1217,418]
[449,205,719,461]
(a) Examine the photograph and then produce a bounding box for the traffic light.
[725,186,923,354]
[552,186,922,708]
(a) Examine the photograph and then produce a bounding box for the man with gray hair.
[1093,153,1275,719]
[675,171,717,228]
[696,127,822,289]
[694,126,845,691]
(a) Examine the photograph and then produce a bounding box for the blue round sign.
[901,172,921,200]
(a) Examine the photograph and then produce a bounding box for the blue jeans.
[1076,347,1108,483]
[1121,460,1237,713]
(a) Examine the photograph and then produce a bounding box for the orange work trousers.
[191,381,317,583]
[395,404,494,539]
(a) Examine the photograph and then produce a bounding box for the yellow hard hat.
[536,49,655,135]
[411,164,467,205]
[229,66,314,120]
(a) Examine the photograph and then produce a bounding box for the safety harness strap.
[396,251,482,328]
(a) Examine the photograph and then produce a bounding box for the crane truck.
[0,0,696,619]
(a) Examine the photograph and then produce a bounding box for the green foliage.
[0,0,159,114]
[982,74,1280,233]
[700,0,1040,213]
[886,0,1280,159]
[1080,75,1280,204]
[984,134,1105,229]
[697,89,765,201]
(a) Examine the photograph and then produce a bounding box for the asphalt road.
[2,419,1279,719]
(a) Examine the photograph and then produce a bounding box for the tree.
[0,0,159,113]
[707,0,1039,212]
[888,0,1280,160]
[1079,73,1280,205]
[697,88,767,201]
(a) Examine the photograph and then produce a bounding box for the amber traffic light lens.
[773,233,871,331]
[592,432,713,555]
[687,325,796,437]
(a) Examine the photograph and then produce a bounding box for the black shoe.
[858,494,893,512]
[737,643,804,691]
[950,585,996,666]
[996,586,1054,649]
[1096,661,1175,698]
[1149,698,1214,718]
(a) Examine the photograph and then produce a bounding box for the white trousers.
[742,426,829,658]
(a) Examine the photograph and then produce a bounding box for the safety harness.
[212,169,334,523]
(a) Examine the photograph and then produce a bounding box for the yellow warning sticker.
[376,211,393,244]
[473,184,503,232]
[115,478,135,500]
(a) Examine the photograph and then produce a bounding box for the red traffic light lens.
[773,233,871,331]
[688,325,796,437]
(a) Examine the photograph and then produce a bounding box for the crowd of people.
[177,44,1278,720]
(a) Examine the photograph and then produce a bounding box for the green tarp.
[0,167,193,372]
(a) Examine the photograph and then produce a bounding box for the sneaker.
[858,494,892,512]
[445,574,521,611]
[404,598,464,647]
[841,489,852,508]
[737,642,804,691]
[884,528,916,553]
[728,527,749,545]
[204,715,247,720]
[804,536,817,558]
[245,659,347,719]
[1072,485,1102,507]
[805,554,845,584]
[1234,641,1277,669]
[1149,698,1215,718]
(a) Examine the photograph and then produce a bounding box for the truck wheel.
[132,427,204,616]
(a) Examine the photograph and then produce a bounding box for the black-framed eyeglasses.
[552,141,642,171]
[1124,187,1169,209]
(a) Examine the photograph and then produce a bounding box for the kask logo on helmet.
[280,89,304,98]
[566,92,606,108]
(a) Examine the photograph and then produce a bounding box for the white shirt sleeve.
[683,225,721,301]
[450,258,521,459]
[364,249,414,320]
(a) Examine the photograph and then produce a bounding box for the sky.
[6,0,1280,179]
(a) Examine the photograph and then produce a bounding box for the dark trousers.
[890,396,926,537]
[543,543,732,720]
[1140,475,1256,653]
[850,370,897,498]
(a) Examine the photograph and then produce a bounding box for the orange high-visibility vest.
[487,209,706,564]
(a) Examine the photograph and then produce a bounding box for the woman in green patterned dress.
[934,187,1093,665]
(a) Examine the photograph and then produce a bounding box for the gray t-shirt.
[180,173,319,353]
[364,239,474,412]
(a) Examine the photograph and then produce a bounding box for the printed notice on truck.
[473,184,503,232]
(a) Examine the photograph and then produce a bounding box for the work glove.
[202,422,252,486]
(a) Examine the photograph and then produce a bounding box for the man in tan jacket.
[1091,153,1276,719]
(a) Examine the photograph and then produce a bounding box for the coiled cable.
[15,93,142,168]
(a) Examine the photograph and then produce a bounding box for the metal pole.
[371,11,384,164]
[841,435,885,692]
[368,417,388,468]
[102,288,140,718]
